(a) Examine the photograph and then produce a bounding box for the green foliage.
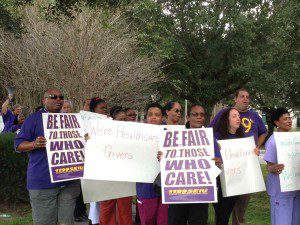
[0,133,29,203]
[128,0,299,112]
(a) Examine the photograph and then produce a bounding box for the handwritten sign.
[81,179,136,203]
[218,136,266,197]
[79,110,110,133]
[42,113,86,182]
[160,128,220,204]
[84,137,160,183]
[88,119,160,142]
[274,132,300,192]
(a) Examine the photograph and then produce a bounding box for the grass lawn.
[0,167,271,225]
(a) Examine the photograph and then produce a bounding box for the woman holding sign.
[264,108,300,225]
[137,103,168,225]
[212,108,245,225]
[100,106,133,225]
[89,97,108,225]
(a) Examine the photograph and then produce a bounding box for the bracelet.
[32,141,36,150]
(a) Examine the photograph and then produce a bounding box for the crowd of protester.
[0,87,299,225]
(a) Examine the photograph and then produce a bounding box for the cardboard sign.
[84,137,160,183]
[274,132,300,192]
[42,113,86,182]
[160,128,221,204]
[81,179,136,203]
[218,136,266,197]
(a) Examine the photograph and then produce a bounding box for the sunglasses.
[172,109,181,113]
[46,94,64,100]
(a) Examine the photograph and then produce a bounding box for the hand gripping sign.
[160,127,221,204]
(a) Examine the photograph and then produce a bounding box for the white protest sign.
[84,137,160,183]
[160,127,221,204]
[88,119,160,142]
[274,132,300,192]
[79,110,110,133]
[81,179,136,203]
[161,125,185,130]
[218,136,266,197]
[42,113,86,182]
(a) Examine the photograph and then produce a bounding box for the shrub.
[0,133,29,203]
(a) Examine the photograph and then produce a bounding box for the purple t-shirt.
[2,109,17,133]
[264,134,300,197]
[210,108,267,145]
[14,109,68,189]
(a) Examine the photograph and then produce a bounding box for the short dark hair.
[89,97,106,112]
[145,103,163,115]
[187,104,205,116]
[234,88,249,98]
[271,108,289,126]
[214,108,244,140]
[110,106,125,119]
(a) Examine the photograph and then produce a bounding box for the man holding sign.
[15,89,80,225]
[264,108,300,225]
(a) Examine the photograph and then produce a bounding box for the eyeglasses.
[172,109,181,114]
[190,112,205,117]
[46,95,64,100]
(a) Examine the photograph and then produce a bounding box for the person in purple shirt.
[14,88,80,225]
[9,113,25,133]
[158,104,212,225]
[209,88,267,225]
[137,103,168,225]
[1,94,22,133]
[212,108,246,225]
[264,108,300,225]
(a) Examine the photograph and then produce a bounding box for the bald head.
[42,89,64,113]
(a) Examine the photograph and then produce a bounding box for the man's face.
[147,107,163,125]
[187,106,206,128]
[14,107,22,115]
[94,102,108,115]
[43,90,64,113]
[62,102,73,113]
[234,91,250,112]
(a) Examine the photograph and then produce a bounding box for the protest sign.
[81,179,136,203]
[218,136,266,197]
[42,113,86,182]
[88,119,160,142]
[274,132,300,192]
[84,137,160,182]
[160,128,221,204]
[79,110,110,132]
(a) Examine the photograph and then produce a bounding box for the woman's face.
[147,107,163,125]
[166,102,181,124]
[275,113,292,132]
[228,109,241,131]
[94,102,108,115]
[62,102,73,113]
[114,112,127,121]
